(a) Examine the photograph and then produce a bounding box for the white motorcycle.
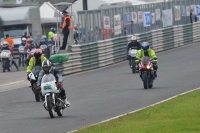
[41,73,65,118]
[0,50,12,72]
[18,46,26,66]
[128,48,138,73]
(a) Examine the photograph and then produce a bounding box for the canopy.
[40,2,62,24]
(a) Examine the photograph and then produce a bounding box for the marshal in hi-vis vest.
[62,16,73,29]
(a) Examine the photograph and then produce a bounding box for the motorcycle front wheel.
[143,71,148,89]
[47,95,56,118]
[56,99,63,117]
[131,59,136,74]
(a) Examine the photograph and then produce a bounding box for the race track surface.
[0,43,200,133]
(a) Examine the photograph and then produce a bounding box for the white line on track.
[0,80,24,87]
[67,87,200,133]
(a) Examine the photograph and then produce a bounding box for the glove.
[27,73,30,80]
[36,86,41,91]
[56,82,62,88]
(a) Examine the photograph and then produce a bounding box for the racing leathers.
[26,55,47,74]
[135,49,158,77]
[126,41,141,60]
[37,67,68,104]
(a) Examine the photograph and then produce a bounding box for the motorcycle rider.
[48,28,56,44]
[26,49,47,79]
[126,35,141,60]
[18,37,27,67]
[135,42,158,77]
[36,60,70,107]
[1,41,19,71]
[26,38,38,50]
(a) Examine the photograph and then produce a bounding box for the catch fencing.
[76,0,200,44]
[55,21,200,76]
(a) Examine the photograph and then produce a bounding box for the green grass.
[75,89,200,133]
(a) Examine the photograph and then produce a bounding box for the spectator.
[21,32,28,40]
[60,10,73,50]
[4,34,14,54]
[123,26,127,35]
[190,9,193,23]
[127,21,134,35]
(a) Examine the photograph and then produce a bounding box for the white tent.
[40,2,62,24]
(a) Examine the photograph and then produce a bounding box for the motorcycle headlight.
[147,65,150,69]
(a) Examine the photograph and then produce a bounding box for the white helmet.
[2,41,9,48]
[131,35,137,41]
[22,37,26,43]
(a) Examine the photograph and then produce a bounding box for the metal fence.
[76,0,200,44]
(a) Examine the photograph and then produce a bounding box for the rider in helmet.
[26,38,38,50]
[39,38,47,46]
[127,35,141,60]
[18,37,27,67]
[135,42,158,77]
[36,60,70,107]
[1,41,10,51]
[42,35,48,43]
[26,49,47,78]
[1,41,19,71]
[48,28,56,44]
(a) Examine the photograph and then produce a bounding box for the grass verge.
[74,89,200,133]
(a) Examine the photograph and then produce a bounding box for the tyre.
[35,90,41,102]
[47,95,56,118]
[143,72,148,89]
[148,84,153,88]
[132,60,136,73]
[56,100,63,117]
[3,60,6,72]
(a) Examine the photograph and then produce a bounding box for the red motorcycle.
[139,56,156,89]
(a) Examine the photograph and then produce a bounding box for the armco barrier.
[55,22,200,76]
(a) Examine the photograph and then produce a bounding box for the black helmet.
[50,27,56,33]
[34,49,42,59]
[42,60,52,74]
[40,38,46,45]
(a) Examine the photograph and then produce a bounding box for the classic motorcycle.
[139,56,156,89]
[41,73,65,118]
[28,66,43,102]
[128,47,138,73]
[0,50,12,72]
[18,46,26,66]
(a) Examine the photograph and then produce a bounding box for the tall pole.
[83,0,88,10]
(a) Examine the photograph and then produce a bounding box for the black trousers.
[61,31,70,50]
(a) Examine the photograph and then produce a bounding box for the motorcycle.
[0,50,12,72]
[128,47,138,73]
[139,56,156,89]
[28,66,44,102]
[41,73,65,118]
[18,46,26,66]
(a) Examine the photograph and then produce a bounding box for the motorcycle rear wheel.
[3,60,6,72]
[143,72,148,89]
[148,84,153,88]
[47,95,56,118]
[132,60,136,73]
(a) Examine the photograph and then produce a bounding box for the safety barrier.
[55,22,200,76]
